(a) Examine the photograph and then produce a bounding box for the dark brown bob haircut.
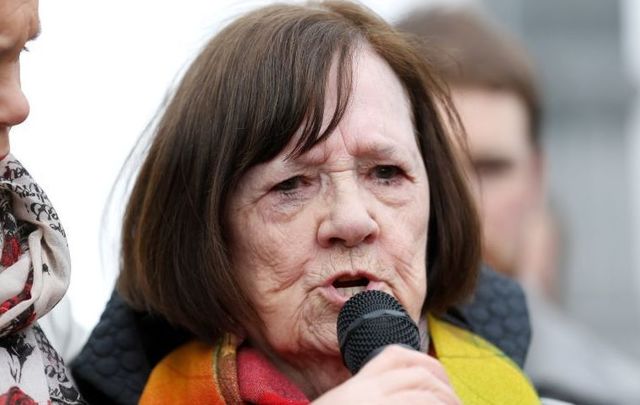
[396,7,542,148]
[117,1,481,343]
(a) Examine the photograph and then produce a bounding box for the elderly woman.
[77,1,538,403]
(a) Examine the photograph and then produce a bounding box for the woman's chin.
[297,332,342,361]
[258,321,342,362]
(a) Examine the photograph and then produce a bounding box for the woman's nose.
[0,64,31,128]
[317,185,380,248]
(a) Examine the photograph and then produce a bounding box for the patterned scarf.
[140,315,540,404]
[0,155,84,404]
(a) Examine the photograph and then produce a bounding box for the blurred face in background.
[0,0,39,158]
[452,87,542,275]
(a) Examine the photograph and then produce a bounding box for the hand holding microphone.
[312,291,461,404]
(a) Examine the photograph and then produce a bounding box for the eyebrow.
[283,143,406,169]
[0,9,40,52]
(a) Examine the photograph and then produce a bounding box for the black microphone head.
[337,290,420,374]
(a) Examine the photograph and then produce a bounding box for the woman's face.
[228,47,430,362]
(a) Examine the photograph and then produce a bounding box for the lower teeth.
[337,286,366,298]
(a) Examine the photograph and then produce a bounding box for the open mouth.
[332,276,370,298]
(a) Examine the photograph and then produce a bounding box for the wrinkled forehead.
[266,47,420,171]
[283,44,415,160]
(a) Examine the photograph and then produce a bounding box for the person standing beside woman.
[0,0,83,403]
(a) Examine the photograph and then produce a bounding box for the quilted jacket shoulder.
[448,266,531,368]
[70,293,190,405]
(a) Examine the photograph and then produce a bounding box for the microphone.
[337,290,421,374]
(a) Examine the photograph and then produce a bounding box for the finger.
[394,390,462,405]
[360,345,452,385]
[372,365,459,402]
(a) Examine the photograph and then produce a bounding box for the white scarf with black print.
[0,155,84,404]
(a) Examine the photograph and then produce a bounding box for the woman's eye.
[273,176,302,192]
[373,165,402,180]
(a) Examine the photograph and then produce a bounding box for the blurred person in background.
[0,0,84,402]
[397,6,640,405]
